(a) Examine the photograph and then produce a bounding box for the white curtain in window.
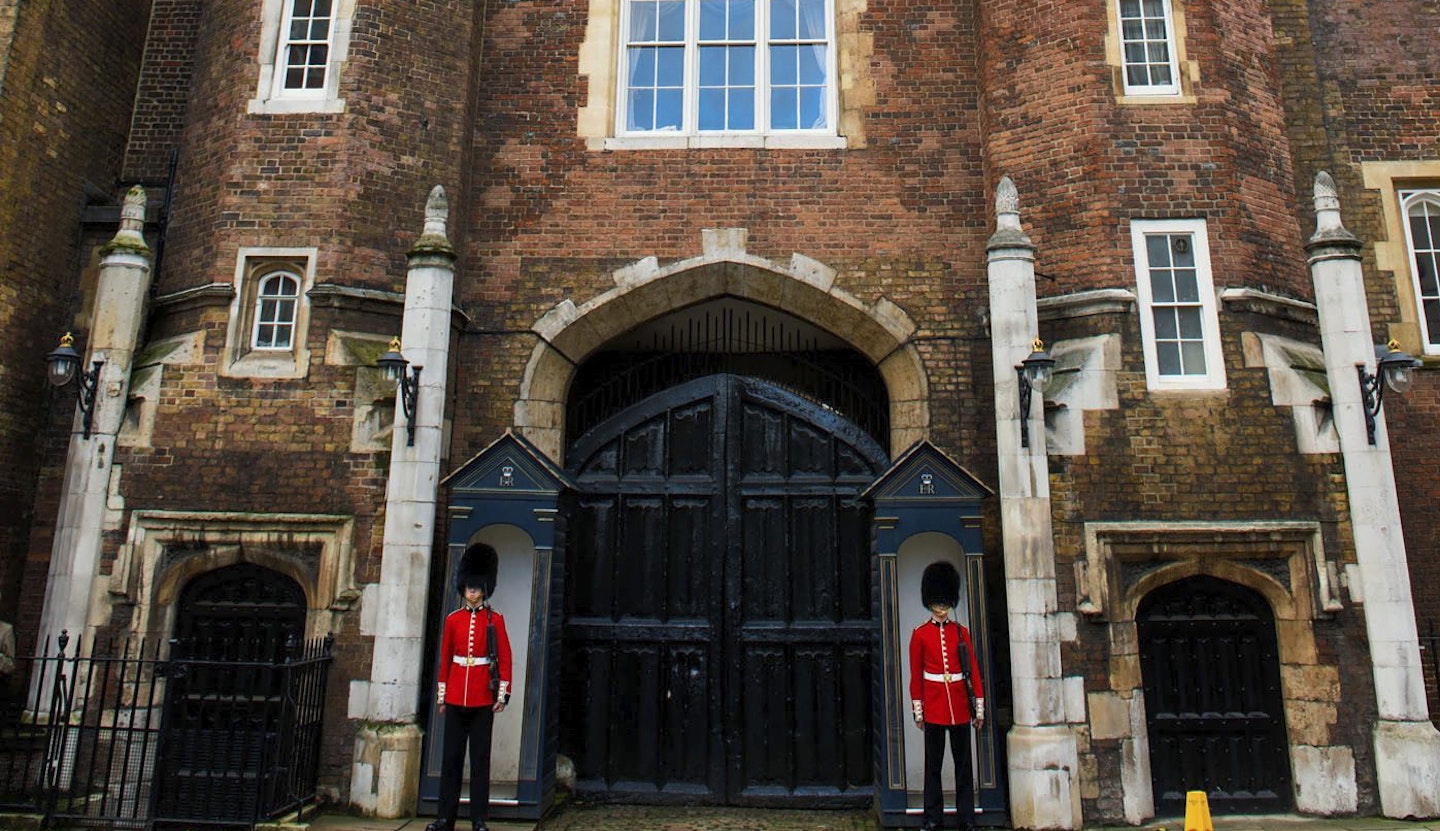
[800,0,827,128]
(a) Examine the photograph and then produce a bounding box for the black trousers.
[923,722,975,830]
[437,704,494,824]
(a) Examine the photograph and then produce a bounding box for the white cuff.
[498,681,511,699]
[911,700,924,722]
[437,683,446,700]
[975,699,985,720]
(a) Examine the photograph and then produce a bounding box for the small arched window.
[252,271,301,350]
[1402,189,1440,351]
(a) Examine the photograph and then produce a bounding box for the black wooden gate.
[153,563,314,824]
[1138,575,1292,815]
[562,374,886,805]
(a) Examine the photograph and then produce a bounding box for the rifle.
[487,608,500,698]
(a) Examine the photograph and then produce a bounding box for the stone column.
[350,186,457,817]
[36,186,153,649]
[986,177,1082,829]
[1306,171,1440,819]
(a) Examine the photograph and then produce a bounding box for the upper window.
[252,271,301,350]
[1130,219,1226,390]
[1117,0,1180,95]
[249,0,352,114]
[1401,189,1440,354]
[277,0,334,95]
[618,0,836,136]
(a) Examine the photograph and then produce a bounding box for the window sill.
[1144,379,1230,394]
[597,134,849,151]
[247,97,347,116]
[224,350,309,379]
[1115,91,1195,106]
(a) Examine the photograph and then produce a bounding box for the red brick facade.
[0,0,151,628]
[2,0,1436,821]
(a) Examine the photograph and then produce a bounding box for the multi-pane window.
[1131,219,1225,389]
[621,0,834,134]
[1117,0,1179,95]
[1402,190,1440,354]
[279,0,334,94]
[252,272,300,350]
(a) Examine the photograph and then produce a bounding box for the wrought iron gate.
[1138,575,1292,815]
[0,629,333,829]
[154,563,312,824]
[561,374,886,805]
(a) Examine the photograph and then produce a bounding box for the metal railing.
[0,630,333,829]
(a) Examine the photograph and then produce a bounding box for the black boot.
[424,820,453,831]
[472,823,489,831]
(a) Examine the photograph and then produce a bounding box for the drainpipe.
[1305,171,1440,818]
[986,177,1083,830]
[35,186,153,653]
[350,186,456,818]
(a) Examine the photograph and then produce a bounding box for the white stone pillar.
[1306,171,1440,819]
[36,186,153,650]
[987,177,1082,830]
[350,186,456,817]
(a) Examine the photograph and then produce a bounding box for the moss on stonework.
[99,237,151,257]
[408,235,456,258]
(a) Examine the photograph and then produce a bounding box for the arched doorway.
[1138,575,1292,815]
[155,563,308,820]
[561,373,887,805]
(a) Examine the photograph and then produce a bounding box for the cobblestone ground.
[533,805,882,831]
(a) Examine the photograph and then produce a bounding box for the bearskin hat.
[456,543,498,599]
[921,561,961,610]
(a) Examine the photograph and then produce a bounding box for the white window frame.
[251,271,302,351]
[1400,189,1440,355]
[1130,219,1226,390]
[273,0,334,99]
[223,248,316,379]
[249,0,353,114]
[614,0,839,139]
[1116,0,1181,96]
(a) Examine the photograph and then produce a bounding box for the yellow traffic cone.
[1184,790,1213,831]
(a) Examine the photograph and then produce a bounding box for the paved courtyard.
[302,807,1440,831]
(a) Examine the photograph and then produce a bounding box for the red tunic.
[908,618,985,725]
[437,605,513,708]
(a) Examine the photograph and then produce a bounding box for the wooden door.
[1139,575,1292,815]
[562,375,885,805]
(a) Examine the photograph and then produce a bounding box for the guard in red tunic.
[909,561,985,831]
[427,544,513,831]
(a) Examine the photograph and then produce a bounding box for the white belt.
[453,656,491,667]
[923,671,967,683]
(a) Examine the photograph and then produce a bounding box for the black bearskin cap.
[921,561,960,610]
[456,543,498,598]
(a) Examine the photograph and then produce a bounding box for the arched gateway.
[561,373,888,804]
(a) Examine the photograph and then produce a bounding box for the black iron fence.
[0,630,333,829]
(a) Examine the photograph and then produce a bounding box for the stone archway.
[1079,521,1358,821]
[513,229,929,462]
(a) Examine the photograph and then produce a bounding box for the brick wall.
[123,0,205,183]
[0,0,151,626]
[977,0,1310,303]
